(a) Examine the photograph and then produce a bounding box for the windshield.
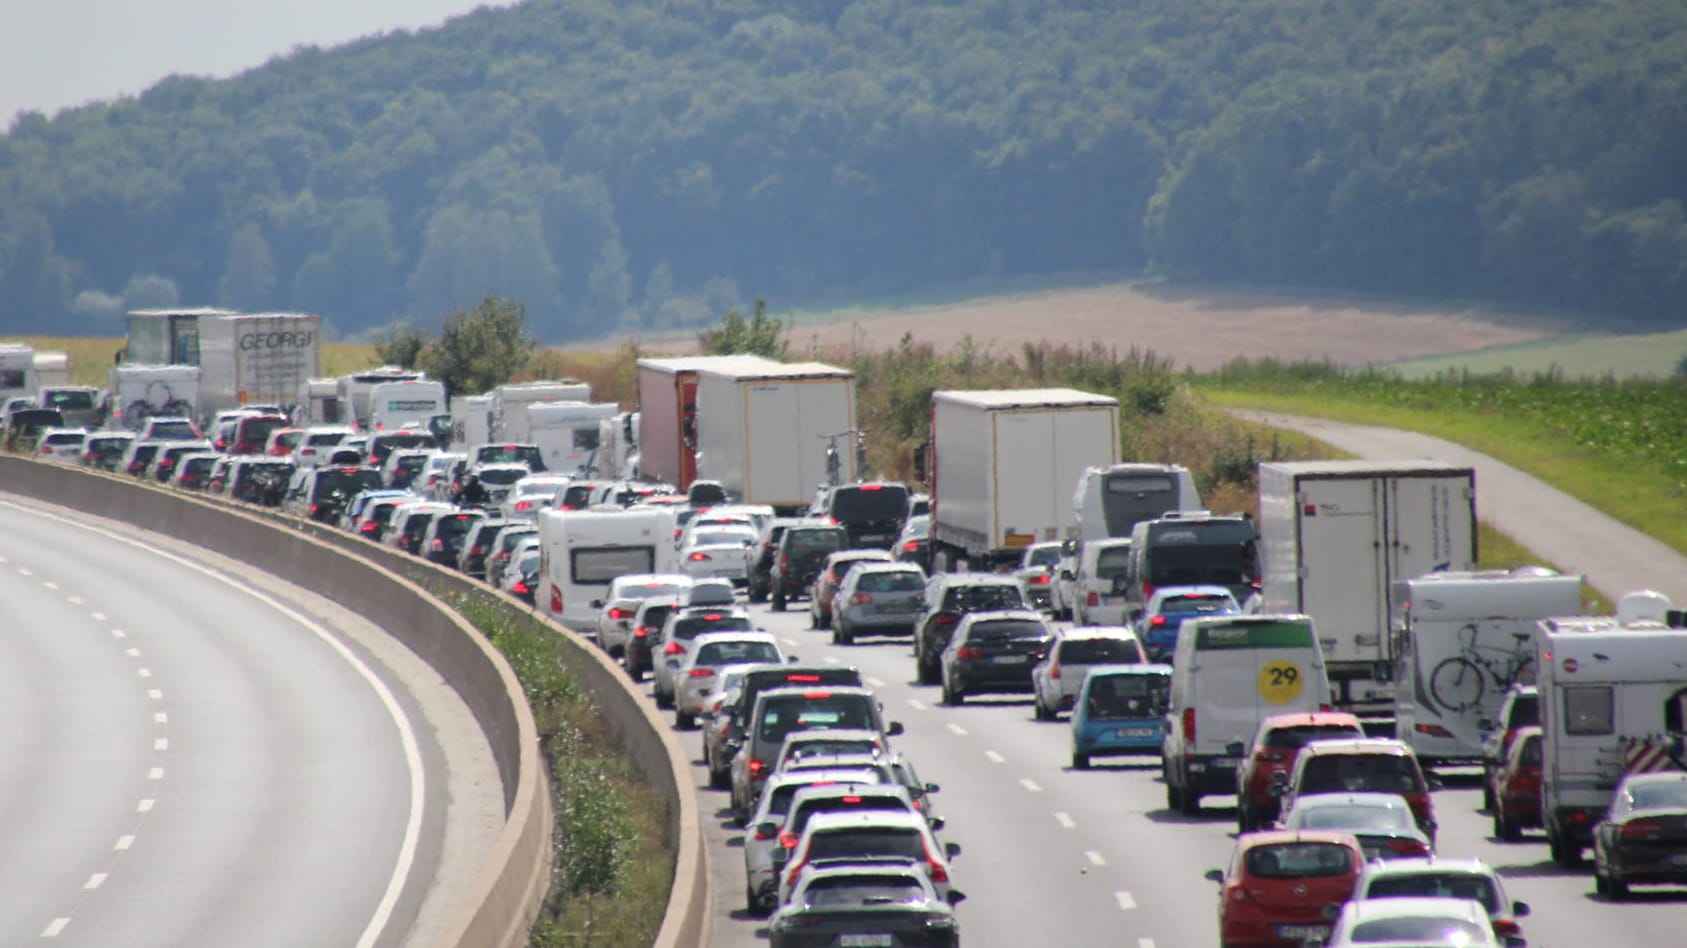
[857,570,924,593]
[758,694,877,745]
[1085,674,1169,718]
[1631,781,1687,810]
[1245,842,1354,879]
[44,389,96,411]
[1295,804,1414,832]
[1365,874,1500,913]
[801,875,926,908]
[1300,756,1424,794]
[1348,918,1488,943]
[1061,637,1141,663]
[807,828,924,862]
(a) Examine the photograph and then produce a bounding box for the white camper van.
[537,507,677,637]
[1392,568,1584,766]
[1537,619,1687,866]
[1162,613,1333,815]
[368,378,447,433]
[527,401,619,477]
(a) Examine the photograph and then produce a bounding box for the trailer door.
[1297,477,1388,666]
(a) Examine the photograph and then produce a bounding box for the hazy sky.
[0,0,522,127]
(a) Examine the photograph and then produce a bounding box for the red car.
[1234,711,1366,833]
[1207,830,1365,948]
[1491,725,1543,841]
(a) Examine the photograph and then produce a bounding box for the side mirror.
[1426,774,1444,790]
[1226,741,1245,758]
[886,721,905,736]
[1512,900,1530,917]
[943,842,962,860]
[755,821,778,839]
[928,816,946,831]
[946,890,966,906]
[787,655,800,663]
[925,782,941,794]
[1203,868,1224,884]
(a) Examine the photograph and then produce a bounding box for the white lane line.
[67,595,83,605]
[137,799,155,813]
[146,689,163,700]
[1020,777,1043,792]
[147,768,163,781]
[1085,850,1107,866]
[84,873,108,890]
[1117,890,1138,910]
[154,712,167,724]
[41,580,58,590]
[114,835,135,851]
[906,698,928,711]
[984,750,1005,764]
[781,637,799,648]
[1054,811,1075,829]
[136,668,152,679]
[91,611,106,621]
[864,676,885,688]
[41,918,68,937]
[126,648,141,658]
[945,722,968,736]
[1137,938,1154,948]
[16,567,32,576]
[822,655,840,664]
[154,738,169,751]
[111,629,126,639]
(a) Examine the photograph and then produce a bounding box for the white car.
[775,809,957,907]
[418,450,466,499]
[1351,857,1530,948]
[292,425,355,468]
[35,427,87,462]
[1324,896,1501,948]
[1030,626,1145,720]
[501,473,573,520]
[1012,541,1064,611]
[742,766,887,916]
[594,573,694,660]
[678,524,760,584]
[672,632,783,729]
[676,511,758,550]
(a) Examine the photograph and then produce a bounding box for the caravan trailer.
[537,507,677,637]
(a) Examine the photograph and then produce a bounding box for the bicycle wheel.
[1429,656,1485,713]
[123,401,152,430]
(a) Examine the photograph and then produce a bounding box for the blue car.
[1070,665,1173,769]
[1138,585,1240,661]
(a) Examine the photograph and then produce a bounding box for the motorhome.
[1536,619,1687,866]
[537,507,678,637]
[0,343,38,406]
[367,378,447,434]
[335,366,424,431]
[296,377,342,426]
[527,401,619,477]
[1072,462,1202,543]
[490,380,592,443]
[1391,568,1584,766]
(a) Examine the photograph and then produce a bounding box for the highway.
[0,497,503,947]
[671,417,1687,947]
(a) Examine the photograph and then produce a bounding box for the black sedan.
[1594,770,1687,899]
[768,863,963,948]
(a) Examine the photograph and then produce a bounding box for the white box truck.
[635,355,780,490]
[694,361,857,515]
[451,393,494,455]
[107,364,202,431]
[0,343,36,406]
[197,312,322,421]
[1536,619,1687,866]
[527,401,619,477]
[1258,459,1478,711]
[32,351,69,388]
[296,377,342,427]
[491,380,592,443]
[1391,568,1584,766]
[929,388,1119,571]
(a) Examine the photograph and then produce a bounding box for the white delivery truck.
[107,364,202,431]
[32,351,69,387]
[635,355,780,490]
[197,312,322,422]
[1391,568,1585,766]
[1072,462,1202,543]
[367,378,447,433]
[928,388,1119,571]
[296,378,343,427]
[527,401,619,477]
[0,343,36,406]
[451,394,495,456]
[335,366,425,431]
[694,360,857,515]
[537,506,677,636]
[1258,459,1478,712]
[1537,619,1687,866]
[490,380,592,443]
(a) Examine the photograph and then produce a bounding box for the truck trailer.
[929,388,1120,571]
[635,355,780,490]
[197,312,322,422]
[694,360,857,515]
[1258,459,1478,711]
[490,380,592,443]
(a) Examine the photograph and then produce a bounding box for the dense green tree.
[418,295,539,396]
[698,298,789,358]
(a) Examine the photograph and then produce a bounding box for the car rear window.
[1025,546,1061,568]
[1162,593,1238,615]
[150,419,198,439]
[943,584,1024,612]
[1266,724,1365,750]
[1299,755,1424,794]
[316,468,384,497]
[673,613,754,642]
[1095,546,1132,576]
[786,737,881,762]
[1631,781,1687,809]
[478,466,528,486]
[239,416,287,443]
[44,432,83,445]
[968,619,1047,642]
[758,693,877,745]
[435,513,481,539]
[1364,874,1499,913]
[1060,637,1142,664]
[790,794,910,834]
[477,444,547,472]
[802,876,925,908]
[1295,804,1414,832]
[1507,693,1540,728]
[788,529,846,553]
[572,548,657,583]
[857,571,924,593]
[696,640,780,666]
[1518,735,1542,767]
[1244,842,1354,879]
[306,431,346,446]
[829,485,910,521]
[1085,674,1169,717]
[1349,918,1487,943]
[807,827,925,862]
[45,390,96,410]
[640,604,678,630]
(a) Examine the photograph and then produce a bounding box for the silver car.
[651,606,757,710]
[743,767,886,916]
[830,563,927,645]
[594,573,693,662]
[672,632,784,729]
[1030,626,1145,720]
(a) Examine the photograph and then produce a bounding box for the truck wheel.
[1548,828,1581,867]
[1072,752,1090,770]
[1180,785,1201,817]
[1165,774,1182,812]
[770,590,785,612]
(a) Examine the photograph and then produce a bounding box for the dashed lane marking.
[946,722,967,736]
[1019,778,1042,792]
[90,611,105,621]
[137,799,154,813]
[154,712,167,724]
[1085,850,1106,866]
[110,629,126,639]
[1137,938,1154,948]
[17,567,32,576]
[66,595,83,606]
[1117,891,1138,910]
[781,638,799,648]
[41,580,57,590]
[136,668,152,679]
[83,874,107,890]
[865,677,885,688]
[906,699,928,711]
[113,835,134,851]
[146,690,162,701]
[822,655,840,664]
[984,750,1005,764]
[125,648,141,658]
[41,918,68,937]
[1054,812,1075,829]
[154,738,168,751]
[147,768,163,781]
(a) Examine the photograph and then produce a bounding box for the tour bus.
[538,507,678,637]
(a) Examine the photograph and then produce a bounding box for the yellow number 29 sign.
[1258,660,1305,705]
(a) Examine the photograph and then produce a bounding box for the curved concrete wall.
[0,456,711,946]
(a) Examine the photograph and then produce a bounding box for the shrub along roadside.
[451,591,670,948]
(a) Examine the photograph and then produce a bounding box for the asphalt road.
[0,496,502,947]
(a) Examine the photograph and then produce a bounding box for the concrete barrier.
[1,456,718,946]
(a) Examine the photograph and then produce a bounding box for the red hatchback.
[1208,830,1365,948]
[1235,712,1366,833]
[1491,725,1543,841]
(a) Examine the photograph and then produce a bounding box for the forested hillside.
[2,0,1684,341]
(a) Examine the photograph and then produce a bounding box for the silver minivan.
[830,563,927,645]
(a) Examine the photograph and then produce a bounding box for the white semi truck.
[196,312,322,422]
[928,388,1120,571]
[1258,459,1478,711]
[694,360,857,515]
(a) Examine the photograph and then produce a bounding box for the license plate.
[992,654,1029,664]
[840,936,893,948]
[860,535,888,543]
[877,604,915,614]
[1118,728,1155,738]
[1277,925,1326,940]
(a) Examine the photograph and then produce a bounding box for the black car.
[1594,771,1687,899]
[422,510,485,566]
[769,522,848,611]
[82,432,136,471]
[939,610,1053,705]
[230,459,298,506]
[814,481,911,550]
[458,517,514,576]
[3,407,65,452]
[292,466,384,522]
[768,864,962,948]
[367,430,438,467]
[913,574,1029,685]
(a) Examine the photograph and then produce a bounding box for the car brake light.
[922,838,949,883]
[469,544,484,555]
[1050,663,1061,679]
[956,646,983,660]
[1386,838,1427,855]
[935,615,956,625]
[430,538,444,551]
[802,691,832,698]
[634,626,650,639]
[903,540,919,552]
[1030,574,1050,585]
[1183,708,1196,748]
[1623,818,1662,839]
[1142,581,1154,600]
[514,500,532,511]
[664,642,685,656]
[550,585,563,613]
[852,593,873,605]
[511,580,530,594]
[1086,591,1099,607]
[778,830,798,848]
[1491,919,1522,938]
[1415,723,1455,739]
[1149,615,1167,627]
[688,552,710,562]
[361,522,377,533]
[749,758,765,778]
[310,504,319,515]
[688,668,716,678]
[608,607,633,620]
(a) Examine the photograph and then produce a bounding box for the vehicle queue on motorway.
[4,350,1687,948]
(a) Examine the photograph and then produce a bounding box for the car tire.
[917,656,940,686]
[746,884,766,917]
[675,709,695,730]
[1495,807,1521,842]
[770,590,785,612]
[1165,776,1182,812]
[941,677,964,706]
[1481,772,1495,811]
[655,685,674,710]
[1608,870,1628,901]
[1548,830,1581,867]
[1072,752,1090,770]
[834,624,853,645]
[749,584,767,604]
[1237,800,1252,834]
[1594,863,1609,896]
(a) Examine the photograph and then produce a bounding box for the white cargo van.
[1392,568,1584,766]
[1162,614,1332,815]
[1537,620,1687,866]
[537,507,678,637]
[1066,537,1134,626]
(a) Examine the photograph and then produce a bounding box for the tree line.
[1,0,1684,340]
